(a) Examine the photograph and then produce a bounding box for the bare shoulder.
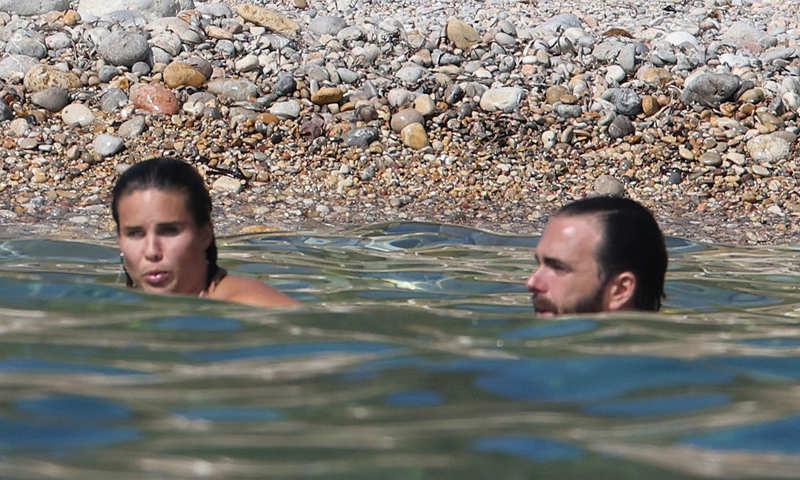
[209,273,300,307]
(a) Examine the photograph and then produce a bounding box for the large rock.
[446,17,481,50]
[681,72,742,108]
[5,30,47,59]
[0,54,39,81]
[99,31,151,67]
[24,64,81,92]
[131,83,179,114]
[163,61,207,88]
[77,0,184,21]
[309,15,346,35]
[746,131,796,163]
[0,0,69,15]
[235,4,299,32]
[207,78,258,101]
[601,88,642,116]
[479,87,524,112]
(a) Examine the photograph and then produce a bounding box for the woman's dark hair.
[557,196,667,311]
[111,157,218,288]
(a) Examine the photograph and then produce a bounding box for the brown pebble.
[131,84,179,114]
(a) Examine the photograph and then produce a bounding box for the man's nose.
[526,267,543,292]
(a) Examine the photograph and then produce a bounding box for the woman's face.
[116,188,212,296]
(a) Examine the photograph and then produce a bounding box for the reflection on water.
[0,223,799,478]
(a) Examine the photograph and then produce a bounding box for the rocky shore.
[0,0,799,245]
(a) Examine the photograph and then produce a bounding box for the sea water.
[0,222,799,479]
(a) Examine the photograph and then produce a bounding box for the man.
[526,196,667,315]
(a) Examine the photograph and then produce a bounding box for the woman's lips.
[144,270,169,285]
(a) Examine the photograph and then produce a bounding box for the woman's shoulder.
[209,271,300,307]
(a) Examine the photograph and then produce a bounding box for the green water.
[0,223,799,479]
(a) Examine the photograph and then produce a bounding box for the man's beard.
[533,281,607,315]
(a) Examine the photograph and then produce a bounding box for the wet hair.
[111,157,218,288]
[556,196,667,311]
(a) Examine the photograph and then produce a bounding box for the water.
[0,222,799,479]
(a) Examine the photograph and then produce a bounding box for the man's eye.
[125,230,144,238]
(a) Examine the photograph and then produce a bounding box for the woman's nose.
[144,234,162,260]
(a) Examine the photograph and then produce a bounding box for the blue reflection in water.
[0,239,119,262]
[175,407,281,421]
[707,356,800,380]
[737,338,800,347]
[467,356,732,403]
[0,358,148,375]
[666,281,778,310]
[385,390,443,407]
[473,435,582,461]
[184,341,401,362]
[584,393,730,417]
[682,413,800,454]
[15,393,130,422]
[0,393,138,453]
[149,315,243,331]
[501,319,598,339]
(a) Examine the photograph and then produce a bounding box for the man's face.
[525,214,610,315]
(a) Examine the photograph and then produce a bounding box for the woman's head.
[112,157,218,290]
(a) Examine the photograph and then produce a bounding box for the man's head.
[526,196,667,315]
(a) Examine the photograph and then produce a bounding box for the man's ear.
[604,271,636,311]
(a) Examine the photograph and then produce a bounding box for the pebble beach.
[0,0,799,245]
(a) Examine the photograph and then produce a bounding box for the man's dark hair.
[111,157,218,288]
[557,196,667,311]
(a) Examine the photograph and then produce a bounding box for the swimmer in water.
[525,196,667,315]
[111,157,299,307]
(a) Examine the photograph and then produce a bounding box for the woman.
[111,157,299,307]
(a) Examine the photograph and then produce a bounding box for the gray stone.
[268,99,301,118]
[212,176,242,193]
[309,15,346,36]
[100,88,128,112]
[273,74,296,97]
[681,72,741,108]
[479,87,524,112]
[719,53,751,68]
[147,17,204,44]
[745,131,797,163]
[602,88,642,116]
[699,151,722,167]
[539,13,582,32]
[9,118,29,136]
[664,31,700,47]
[721,21,767,51]
[337,26,363,42]
[608,115,634,138]
[207,78,259,101]
[151,31,183,57]
[61,103,95,127]
[593,174,625,196]
[554,103,582,118]
[132,61,151,76]
[396,64,426,84]
[336,68,361,84]
[182,92,216,115]
[98,65,118,83]
[390,108,424,132]
[605,65,626,84]
[761,46,796,63]
[342,126,379,147]
[31,87,69,112]
[0,54,39,81]
[5,29,46,59]
[118,116,146,138]
[0,99,11,122]
[0,0,69,15]
[215,40,236,56]
[195,2,231,17]
[99,31,151,67]
[93,134,125,157]
[45,32,72,50]
[388,87,414,108]
[78,0,182,22]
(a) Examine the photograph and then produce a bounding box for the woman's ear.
[604,271,637,311]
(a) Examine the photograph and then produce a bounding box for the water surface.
[1,223,799,479]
